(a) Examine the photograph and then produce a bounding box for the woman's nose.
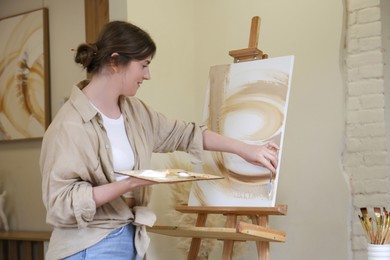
[144,68,151,80]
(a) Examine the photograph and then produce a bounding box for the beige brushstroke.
[204,68,288,190]
[208,64,231,133]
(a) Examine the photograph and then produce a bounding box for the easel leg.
[222,215,237,260]
[187,213,208,260]
[257,241,270,260]
[252,215,270,260]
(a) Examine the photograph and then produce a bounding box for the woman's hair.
[74,21,156,74]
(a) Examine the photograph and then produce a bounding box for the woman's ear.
[110,52,120,72]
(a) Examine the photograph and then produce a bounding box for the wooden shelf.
[0,230,51,241]
[0,230,51,260]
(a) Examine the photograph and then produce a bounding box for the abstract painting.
[0,9,50,141]
[188,56,294,207]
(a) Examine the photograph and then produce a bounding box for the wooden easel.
[147,204,287,260]
[147,16,287,260]
[229,16,268,63]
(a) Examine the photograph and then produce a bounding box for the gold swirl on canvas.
[207,67,289,185]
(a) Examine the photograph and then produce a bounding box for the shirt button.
[105,144,110,149]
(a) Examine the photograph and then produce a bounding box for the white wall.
[126,0,349,259]
[382,0,390,173]
[0,0,85,231]
[0,0,349,259]
[127,1,198,122]
[345,1,390,259]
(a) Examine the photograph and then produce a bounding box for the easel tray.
[147,222,286,242]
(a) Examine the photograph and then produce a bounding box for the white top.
[94,105,135,198]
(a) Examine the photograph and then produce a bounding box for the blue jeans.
[64,224,141,260]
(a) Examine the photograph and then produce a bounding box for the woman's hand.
[202,130,280,174]
[124,177,156,190]
[238,142,279,175]
[93,177,156,208]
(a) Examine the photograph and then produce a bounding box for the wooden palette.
[115,169,223,183]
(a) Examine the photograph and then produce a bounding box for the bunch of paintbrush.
[358,207,390,244]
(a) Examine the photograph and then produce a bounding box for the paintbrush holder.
[368,244,390,260]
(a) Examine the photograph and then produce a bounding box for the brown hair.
[74,21,156,74]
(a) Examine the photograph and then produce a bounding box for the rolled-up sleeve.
[40,119,98,228]
[138,100,207,164]
[72,182,96,227]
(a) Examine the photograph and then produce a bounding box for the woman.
[40,21,278,260]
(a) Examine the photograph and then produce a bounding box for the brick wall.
[344,0,390,259]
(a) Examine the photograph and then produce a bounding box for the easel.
[147,16,287,260]
[228,16,268,63]
[147,204,287,260]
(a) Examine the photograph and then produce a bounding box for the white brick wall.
[345,0,390,259]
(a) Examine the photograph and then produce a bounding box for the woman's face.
[119,56,152,96]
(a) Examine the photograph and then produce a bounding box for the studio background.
[2,0,386,259]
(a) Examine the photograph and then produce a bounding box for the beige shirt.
[40,81,205,259]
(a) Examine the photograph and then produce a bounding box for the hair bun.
[74,43,97,71]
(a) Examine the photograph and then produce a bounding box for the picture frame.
[0,8,50,141]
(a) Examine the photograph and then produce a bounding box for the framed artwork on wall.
[0,8,50,141]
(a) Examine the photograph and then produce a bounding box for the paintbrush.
[383,208,390,244]
[361,208,375,242]
[359,214,371,242]
[373,207,382,243]
[359,207,390,244]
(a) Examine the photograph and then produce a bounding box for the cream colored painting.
[188,56,294,207]
[0,9,50,141]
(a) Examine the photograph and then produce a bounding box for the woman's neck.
[82,75,122,119]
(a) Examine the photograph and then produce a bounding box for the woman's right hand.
[125,177,156,190]
[93,177,156,207]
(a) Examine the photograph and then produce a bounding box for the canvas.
[0,9,50,141]
[188,56,294,207]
